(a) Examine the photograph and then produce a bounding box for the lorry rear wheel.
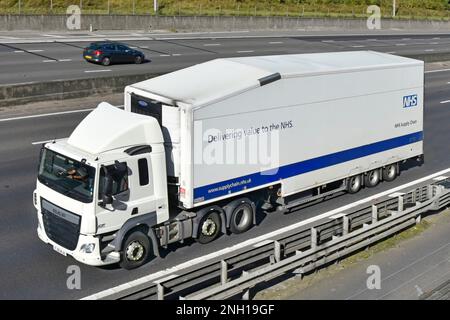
[120,231,151,270]
[229,202,254,234]
[197,211,221,244]
[383,164,398,182]
[365,169,380,188]
[101,57,111,66]
[347,175,362,194]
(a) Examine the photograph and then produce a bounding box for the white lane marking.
[425,49,435,52]
[433,176,448,181]
[269,41,284,44]
[351,45,365,48]
[433,37,441,40]
[430,42,439,45]
[402,38,412,40]
[58,59,72,62]
[129,46,138,49]
[42,59,56,63]
[84,69,112,73]
[159,54,171,57]
[322,40,335,43]
[28,49,44,52]
[140,46,149,48]
[32,138,65,145]
[237,50,254,53]
[0,108,93,122]
[0,105,124,122]
[0,36,19,39]
[172,53,182,56]
[425,69,450,74]
[440,100,450,104]
[396,43,406,46]
[14,50,24,53]
[81,167,450,300]
[42,34,64,38]
[203,43,221,46]
[386,51,397,54]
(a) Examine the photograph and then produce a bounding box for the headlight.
[80,243,95,254]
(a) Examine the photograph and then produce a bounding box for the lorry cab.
[34,103,169,268]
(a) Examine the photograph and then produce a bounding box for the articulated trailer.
[34,51,424,269]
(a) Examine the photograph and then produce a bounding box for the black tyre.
[347,175,362,194]
[197,211,221,244]
[135,55,143,64]
[383,164,398,182]
[120,231,151,270]
[101,56,111,66]
[229,201,254,234]
[365,169,380,188]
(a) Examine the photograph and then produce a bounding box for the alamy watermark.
[66,265,81,290]
[367,5,381,30]
[366,265,381,290]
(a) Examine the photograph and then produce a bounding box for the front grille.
[41,199,81,251]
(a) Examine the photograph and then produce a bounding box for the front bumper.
[37,222,120,266]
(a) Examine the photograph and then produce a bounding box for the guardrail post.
[343,216,349,235]
[311,227,318,250]
[398,195,404,212]
[371,205,378,224]
[221,260,228,285]
[157,283,164,300]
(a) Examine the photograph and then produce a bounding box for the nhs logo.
[403,95,418,108]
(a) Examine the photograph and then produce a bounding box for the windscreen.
[38,148,95,203]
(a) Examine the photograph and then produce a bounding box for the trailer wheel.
[383,164,398,182]
[119,231,151,270]
[197,211,221,244]
[229,202,254,234]
[347,175,362,194]
[365,169,380,188]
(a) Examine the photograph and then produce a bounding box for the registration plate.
[84,55,92,59]
[53,245,67,256]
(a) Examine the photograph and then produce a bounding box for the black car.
[83,42,145,66]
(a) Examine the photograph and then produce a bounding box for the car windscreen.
[38,148,95,203]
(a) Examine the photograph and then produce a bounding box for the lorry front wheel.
[347,175,362,194]
[197,211,221,244]
[120,231,151,270]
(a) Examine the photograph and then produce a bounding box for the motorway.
[2,30,450,84]
[0,32,449,299]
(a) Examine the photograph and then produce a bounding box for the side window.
[138,158,149,186]
[98,162,128,196]
[118,45,128,51]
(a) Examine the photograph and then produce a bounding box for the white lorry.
[34,51,424,269]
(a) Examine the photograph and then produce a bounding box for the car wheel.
[196,211,221,244]
[119,231,151,270]
[135,56,143,64]
[101,57,111,66]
